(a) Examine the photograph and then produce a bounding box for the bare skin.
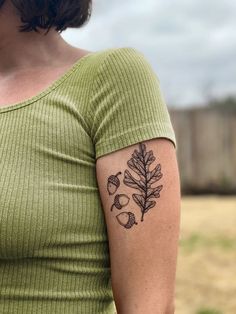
[0,0,92,107]
[97,138,181,313]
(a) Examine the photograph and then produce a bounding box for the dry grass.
[175,196,236,314]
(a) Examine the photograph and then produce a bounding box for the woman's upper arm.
[96,138,181,313]
[86,46,180,312]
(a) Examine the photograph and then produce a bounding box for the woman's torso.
[0,48,117,313]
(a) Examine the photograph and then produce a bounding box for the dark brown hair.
[0,0,92,34]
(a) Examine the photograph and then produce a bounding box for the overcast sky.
[61,0,236,108]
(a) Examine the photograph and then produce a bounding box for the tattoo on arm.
[107,172,122,195]
[116,212,138,229]
[124,142,163,222]
[106,142,163,229]
[110,194,130,211]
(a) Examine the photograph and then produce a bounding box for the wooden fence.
[169,107,236,194]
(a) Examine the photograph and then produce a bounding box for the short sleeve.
[88,47,177,160]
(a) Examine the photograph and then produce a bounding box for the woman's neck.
[0,0,75,74]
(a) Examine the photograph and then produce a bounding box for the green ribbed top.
[0,47,176,313]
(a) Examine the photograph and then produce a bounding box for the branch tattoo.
[106,142,163,229]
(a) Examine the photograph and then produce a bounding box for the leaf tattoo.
[123,142,163,222]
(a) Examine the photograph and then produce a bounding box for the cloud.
[62,0,236,107]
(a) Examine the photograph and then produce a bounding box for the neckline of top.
[0,51,96,114]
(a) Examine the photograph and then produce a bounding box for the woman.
[0,0,181,313]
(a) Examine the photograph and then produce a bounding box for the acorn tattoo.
[116,211,138,229]
[107,172,122,195]
[110,194,130,211]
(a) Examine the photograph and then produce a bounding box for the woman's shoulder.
[89,46,145,59]
[85,46,151,72]
[83,46,158,90]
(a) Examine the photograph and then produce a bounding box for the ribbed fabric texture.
[0,47,176,313]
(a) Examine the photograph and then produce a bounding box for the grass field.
[175,196,236,314]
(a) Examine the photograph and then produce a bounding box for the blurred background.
[62,1,236,313]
